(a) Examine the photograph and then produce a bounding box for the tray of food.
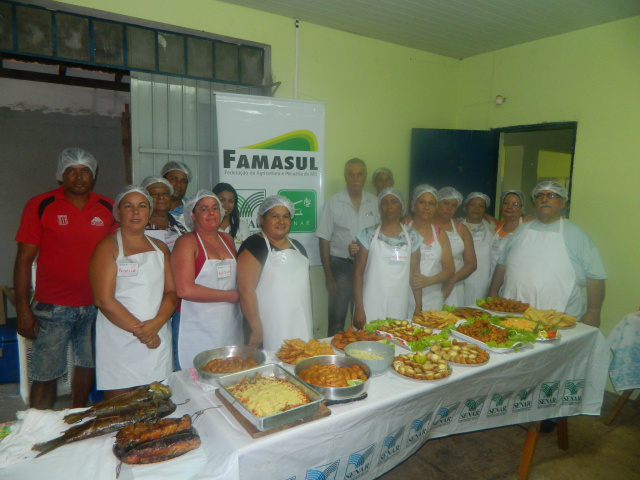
[294,355,370,400]
[451,318,535,353]
[498,317,561,341]
[365,319,450,352]
[412,309,459,329]
[193,346,266,385]
[476,297,530,315]
[523,307,577,329]
[331,327,384,350]
[215,364,324,432]
[275,338,335,365]
[391,352,451,381]
[429,340,490,365]
[449,307,489,320]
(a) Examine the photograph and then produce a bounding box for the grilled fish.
[64,382,172,424]
[114,415,192,454]
[114,428,201,465]
[33,399,176,457]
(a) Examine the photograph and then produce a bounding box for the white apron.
[178,233,243,368]
[144,226,181,252]
[363,225,413,322]
[255,235,313,351]
[443,219,465,307]
[463,220,493,305]
[502,218,578,313]
[96,230,172,390]
[408,224,444,312]
[490,218,523,276]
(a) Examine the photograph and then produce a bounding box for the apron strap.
[196,232,236,261]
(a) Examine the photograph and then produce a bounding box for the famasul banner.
[215,93,324,266]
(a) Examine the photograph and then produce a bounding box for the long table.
[0,323,610,480]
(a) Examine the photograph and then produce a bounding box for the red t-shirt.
[15,186,115,306]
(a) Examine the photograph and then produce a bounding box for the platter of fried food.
[201,356,260,374]
[376,320,434,343]
[297,363,368,388]
[500,317,560,341]
[450,307,488,320]
[391,353,451,381]
[331,327,383,350]
[412,309,459,329]
[452,318,523,353]
[276,338,334,365]
[429,340,490,365]
[476,297,529,314]
[523,307,577,329]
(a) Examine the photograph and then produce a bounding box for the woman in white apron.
[90,186,177,400]
[433,187,477,307]
[141,176,188,252]
[459,192,495,305]
[407,185,455,312]
[353,188,422,328]
[213,183,251,252]
[171,190,243,369]
[237,195,312,351]
[490,190,527,277]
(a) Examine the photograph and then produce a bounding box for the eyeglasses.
[502,201,522,208]
[534,192,562,200]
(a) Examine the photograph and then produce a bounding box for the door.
[410,128,499,208]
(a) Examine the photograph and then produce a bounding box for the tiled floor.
[1,383,638,479]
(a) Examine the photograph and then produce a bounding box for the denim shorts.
[29,302,97,382]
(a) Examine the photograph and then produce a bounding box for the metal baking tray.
[294,355,371,400]
[215,363,324,431]
[193,345,266,385]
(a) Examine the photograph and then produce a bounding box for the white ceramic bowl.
[344,341,395,376]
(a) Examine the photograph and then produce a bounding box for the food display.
[500,317,559,340]
[477,297,529,314]
[276,338,335,364]
[297,364,368,388]
[450,307,488,320]
[524,307,577,328]
[391,353,451,381]
[365,319,449,351]
[113,415,201,465]
[452,318,536,352]
[331,327,383,350]
[412,309,459,329]
[201,356,259,374]
[457,318,509,344]
[227,374,310,417]
[429,341,490,365]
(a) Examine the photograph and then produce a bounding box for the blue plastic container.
[0,319,19,383]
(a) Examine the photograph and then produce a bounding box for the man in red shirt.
[14,148,115,409]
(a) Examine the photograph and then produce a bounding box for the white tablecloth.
[607,311,640,391]
[0,323,610,480]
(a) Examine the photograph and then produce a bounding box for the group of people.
[14,149,313,407]
[318,158,606,336]
[14,149,606,410]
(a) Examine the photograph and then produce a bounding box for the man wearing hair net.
[316,158,379,336]
[488,181,606,327]
[161,161,192,229]
[14,148,116,409]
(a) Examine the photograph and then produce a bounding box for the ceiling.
[217,0,640,59]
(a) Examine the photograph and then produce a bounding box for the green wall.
[456,16,640,336]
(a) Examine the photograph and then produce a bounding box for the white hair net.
[140,175,174,196]
[257,195,296,223]
[532,181,568,200]
[463,191,491,208]
[184,189,223,231]
[437,187,463,207]
[378,187,406,216]
[113,185,154,222]
[411,184,439,212]
[160,161,193,182]
[501,189,526,213]
[56,148,97,181]
[372,167,394,182]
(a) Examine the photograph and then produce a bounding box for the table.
[0,323,610,480]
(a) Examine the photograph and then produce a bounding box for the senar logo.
[344,444,376,480]
[562,379,585,405]
[538,381,560,408]
[242,130,319,152]
[279,189,317,233]
[432,402,460,428]
[237,189,266,232]
[377,426,405,465]
[406,411,433,448]
[306,459,339,480]
[486,391,514,417]
[459,395,487,422]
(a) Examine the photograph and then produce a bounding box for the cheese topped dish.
[227,375,309,417]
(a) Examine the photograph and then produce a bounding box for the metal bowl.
[194,346,266,385]
[293,355,370,400]
[344,341,395,376]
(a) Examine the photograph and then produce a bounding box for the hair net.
[531,181,568,200]
[372,167,394,182]
[56,148,97,181]
[378,187,406,216]
[184,189,223,231]
[140,175,174,196]
[257,195,296,223]
[501,189,526,213]
[437,187,463,207]
[113,185,154,222]
[463,191,491,208]
[160,161,193,182]
[411,184,439,211]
